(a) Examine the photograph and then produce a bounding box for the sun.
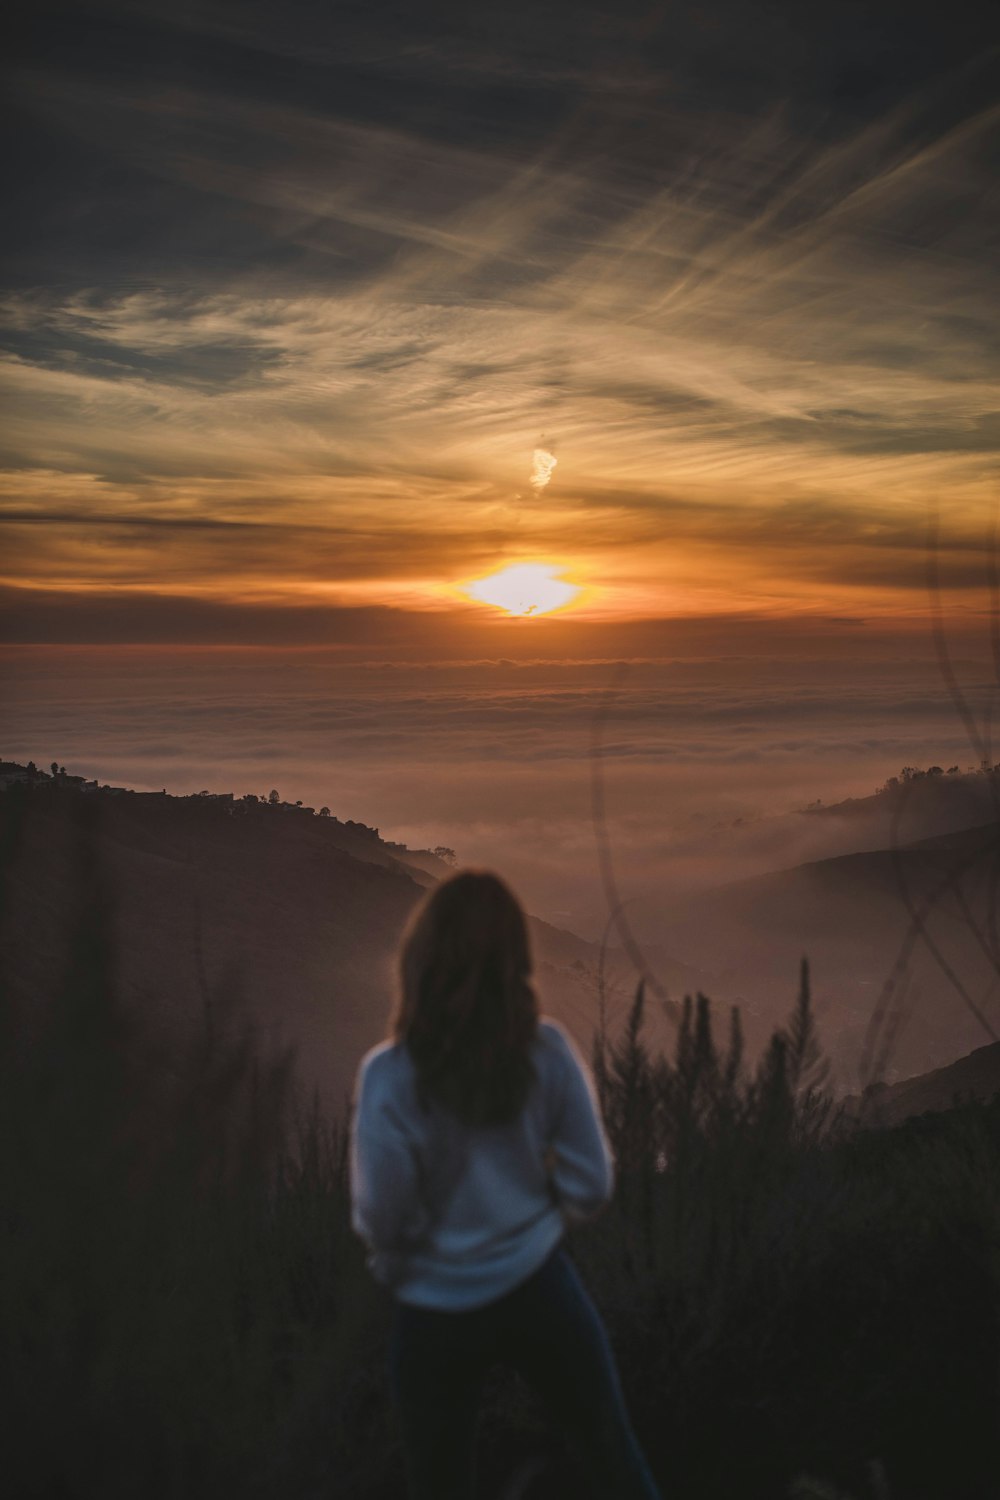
[465,563,580,617]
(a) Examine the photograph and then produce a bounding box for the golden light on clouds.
[1,48,996,645]
[530,448,558,493]
[465,563,581,617]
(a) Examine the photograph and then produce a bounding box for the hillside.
[0,767,695,1106]
[799,764,1000,843]
[655,762,1000,902]
[4,761,997,1102]
[659,819,1000,1087]
[844,1038,1000,1127]
[4,764,1000,1498]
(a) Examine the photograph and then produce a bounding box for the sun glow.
[465,563,580,617]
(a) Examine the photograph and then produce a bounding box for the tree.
[268,789,280,805]
[51,762,59,779]
[319,807,331,818]
[780,958,830,1097]
[432,846,457,866]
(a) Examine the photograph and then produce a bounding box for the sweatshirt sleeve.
[349,1052,429,1263]
[545,1024,615,1225]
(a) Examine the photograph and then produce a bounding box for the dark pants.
[389,1247,662,1500]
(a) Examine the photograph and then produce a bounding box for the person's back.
[352,1017,613,1308]
[349,869,662,1500]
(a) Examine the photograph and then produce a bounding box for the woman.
[350,870,662,1500]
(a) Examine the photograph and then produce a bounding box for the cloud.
[530,447,557,492]
[1,4,997,632]
[0,586,472,647]
[4,640,992,938]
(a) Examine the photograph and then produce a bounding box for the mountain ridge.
[843,1039,1000,1127]
[3,759,997,1102]
[0,762,692,1106]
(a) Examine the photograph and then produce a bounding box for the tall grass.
[580,972,1000,1500]
[1,812,997,1498]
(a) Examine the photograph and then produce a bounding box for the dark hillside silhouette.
[842,1037,1000,1127]
[0,766,695,1106]
[804,761,1000,840]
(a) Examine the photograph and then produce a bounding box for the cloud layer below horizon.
[6,645,997,940]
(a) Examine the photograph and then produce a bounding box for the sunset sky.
[3,2,999,932]
[4,0,998,643]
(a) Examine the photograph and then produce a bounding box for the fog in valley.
[6,641,998,1098]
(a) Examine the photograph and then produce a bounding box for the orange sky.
[4,4,1000,958]
[2,8,998,649]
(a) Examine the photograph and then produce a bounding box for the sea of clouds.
[5,646,993,940]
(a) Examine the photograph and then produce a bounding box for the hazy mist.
[6,642,994,940]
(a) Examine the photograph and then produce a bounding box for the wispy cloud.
[2,7,998,637]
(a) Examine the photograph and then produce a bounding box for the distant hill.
[4,761,997,1105]
[659,818,1000,1089]
[843,1039,1000,1127]
[0,766,696,1108]
[672,763,1000,899]
[801,764,1000,836]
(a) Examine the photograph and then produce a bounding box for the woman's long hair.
[392,870,539,1126]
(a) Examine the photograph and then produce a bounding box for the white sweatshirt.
[349,1017,615,1310]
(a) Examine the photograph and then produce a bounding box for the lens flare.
[466,563,579,617]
